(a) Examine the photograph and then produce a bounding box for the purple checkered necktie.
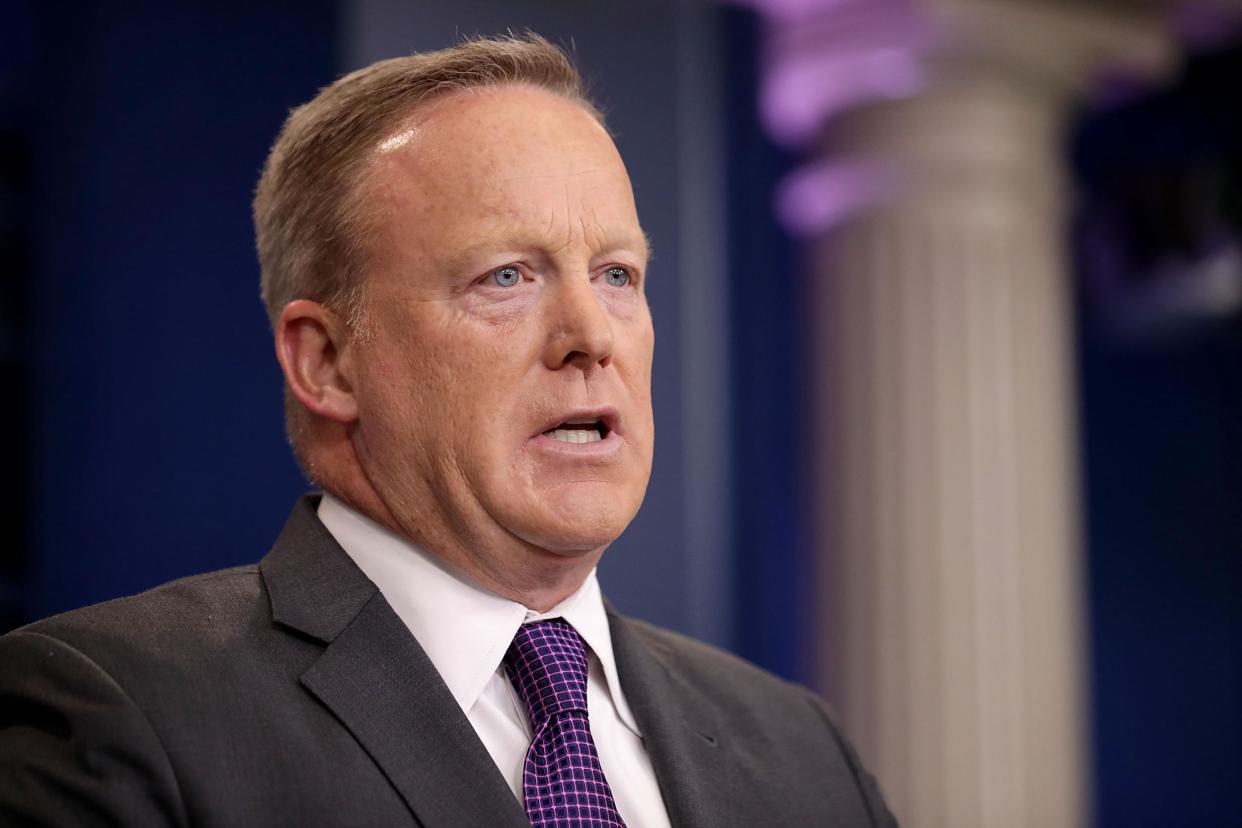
[504,619,627,828]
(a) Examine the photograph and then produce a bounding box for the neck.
[445,543,600,612]
[381,499,603,612]
[311,440,601,613]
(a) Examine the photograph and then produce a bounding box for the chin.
[506,494,641,555]
[516,518,627,556]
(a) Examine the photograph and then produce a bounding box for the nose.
[542,276,614,371]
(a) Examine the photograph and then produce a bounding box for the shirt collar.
[316,493,641,735]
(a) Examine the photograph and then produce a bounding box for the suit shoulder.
[618,614,814,705]
[11,565,267,667]
[615,614,899,826]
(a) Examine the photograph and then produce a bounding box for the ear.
[274,299,359,423]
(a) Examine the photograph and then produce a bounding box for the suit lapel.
[261,496,529,828]
[608,608,737,828]
[300,594,529,828]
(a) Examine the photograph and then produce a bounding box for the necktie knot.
[504,619,589,726]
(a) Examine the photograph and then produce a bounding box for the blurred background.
[1,0,1238,825]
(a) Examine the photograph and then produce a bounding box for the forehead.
[401,85,611,162]
[361,86,642,251]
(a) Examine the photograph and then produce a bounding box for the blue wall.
[720,6,808,683]
[1080,326,1242,826]
[20,0,335,618]
[1073,43,1242,824]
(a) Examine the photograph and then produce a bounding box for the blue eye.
[492,266,520,287]
[605,267,629,287]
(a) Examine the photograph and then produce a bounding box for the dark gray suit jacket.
[0,496,895,827]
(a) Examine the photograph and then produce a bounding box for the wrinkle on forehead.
[515,185,638,257]
[362,85,646,272]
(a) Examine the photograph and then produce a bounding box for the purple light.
[1174,2,1242,50]
[732,0,929,235]
[754,0,932,146]
[775,160,898,236]
[763,47,924,146]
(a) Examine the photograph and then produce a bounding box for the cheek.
[619,318,655,390]
[394,319,537,440]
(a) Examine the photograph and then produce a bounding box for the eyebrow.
[639,231,655,263]
[442,229,653,275]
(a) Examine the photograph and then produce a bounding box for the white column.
[806,2,1173,826]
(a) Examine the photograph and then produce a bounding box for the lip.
[532,406,622,439]
[529,405,624,457]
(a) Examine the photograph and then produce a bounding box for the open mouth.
[541,417,609,444]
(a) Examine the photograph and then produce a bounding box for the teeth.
[548,428,602,444]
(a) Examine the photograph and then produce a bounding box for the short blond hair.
[252,34,603,473]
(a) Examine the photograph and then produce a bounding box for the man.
[0,36,895,827]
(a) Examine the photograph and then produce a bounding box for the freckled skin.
[344,85,654,609]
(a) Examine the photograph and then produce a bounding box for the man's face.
[349,85,654,571]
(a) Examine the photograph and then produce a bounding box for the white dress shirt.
[317,494,672,828]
